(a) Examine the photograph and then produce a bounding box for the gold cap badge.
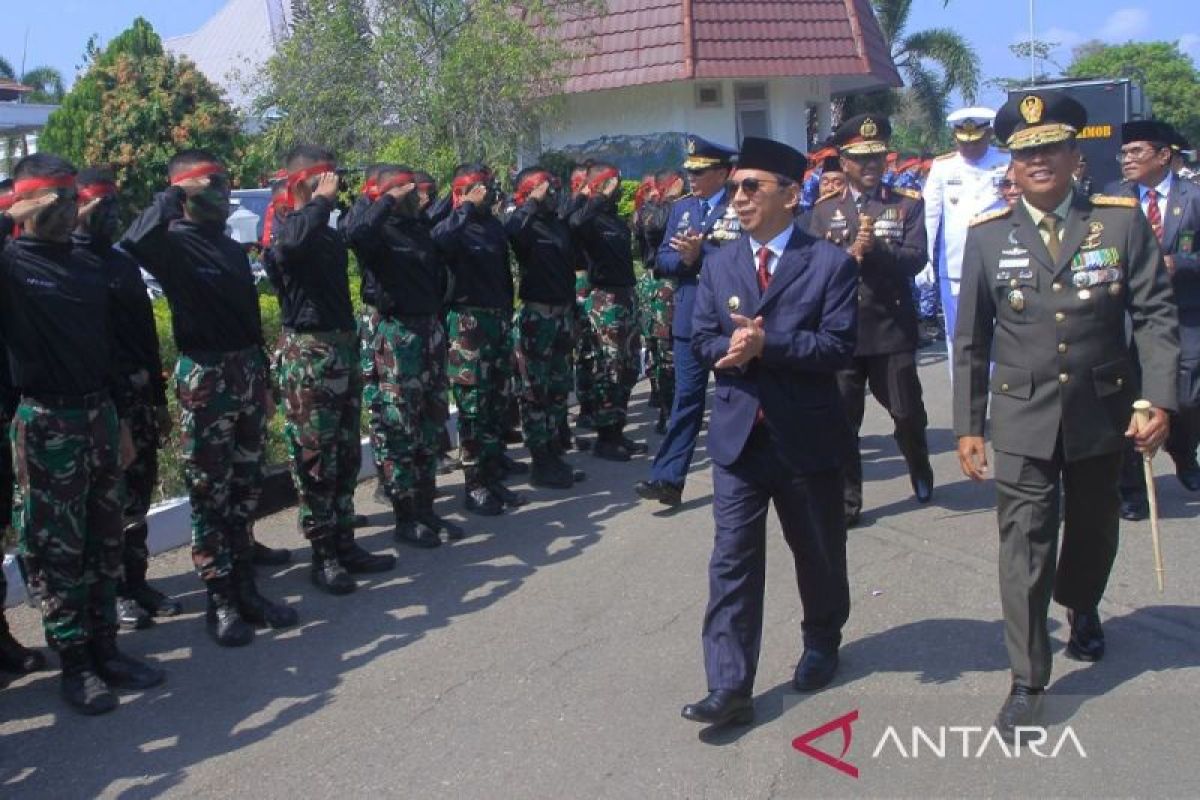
[860,118,878,138]
[687,138,696,154]
[1020,95,1044,124]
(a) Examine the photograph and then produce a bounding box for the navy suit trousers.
[650,335,708,487]
[702,427,850,694]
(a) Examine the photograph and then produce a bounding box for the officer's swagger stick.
[1133,400,1166,592]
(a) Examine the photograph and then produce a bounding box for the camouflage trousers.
[373,314,448,498]
[115,375,162,587]
[176,346,268,581]
[0,397,14,531]
[359,306,386,478]
[574,271,598,411]
[278,331,362,541]
[13,396,123,648]
[585,286,639,429]
[514,303,574,450]
[447,306,512,469]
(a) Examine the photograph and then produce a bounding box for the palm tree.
[0,59,66,172]
[844,0,980,145]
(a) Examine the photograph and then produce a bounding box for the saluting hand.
[957,435,989,481]
[464,183,489,205]
[76,198,103,224]
[6,193,58,225]
[314,172,340,202]
[1126,406,1170,455]
[386,182,415,200]
[714,314,764,369]
[529,181,550,202]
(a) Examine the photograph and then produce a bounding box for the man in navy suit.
[635,136,740,507]
[1108,120,1200,519]
[681,137,858,727]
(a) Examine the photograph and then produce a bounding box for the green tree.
[39,18,243,220]
[0,58,67,172]
[1067,41,1200,147]
[843,0,980,150]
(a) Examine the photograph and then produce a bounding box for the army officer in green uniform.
[953,90,1179,741]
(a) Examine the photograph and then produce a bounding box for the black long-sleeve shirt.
[342,195,379,309]
[569,196,635,288]
[73,233,167,406]
[345,195,446,316]
[634,201,671,274]
[120,187,264,355]
[431,201,513,310]
[504,201,576,304]
[0,218,124,408]
[265,195,355,333]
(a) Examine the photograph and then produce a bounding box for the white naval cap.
[947,107,996,142]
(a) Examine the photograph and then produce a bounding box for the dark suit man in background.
[954,91,1178,740]
[635,136,739,507]
[809,115,933,525]
[681,137,858,727]
[1106,120,1200,520]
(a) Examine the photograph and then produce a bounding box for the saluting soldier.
[953,91,1179,740]
[809,114,933,526]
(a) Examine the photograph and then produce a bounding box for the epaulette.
[969,207,1012,227]
[1090,194,1138,208]
[815,190,842,205]
[934,151,956,161]
[892,186,921,200]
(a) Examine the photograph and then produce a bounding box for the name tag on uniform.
[998,258,1030,270]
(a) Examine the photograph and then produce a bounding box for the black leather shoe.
[312,555,358,594]
[681,689,754,726]
[252,541,292,566]
[1065,608,1105,662]
[116,597,152,630]
[465,486,504,516]
[910,463,934,504]
[1120,497,1148,521]
[89,638,166,690]
[635,479,682,507]
[205,582,254,647]
[1175,462,1200,492]
[59,646,117,715]
[0,624,46,673]
[793,648,839,691]
[127,584,183,618]
[995,684,1044,743]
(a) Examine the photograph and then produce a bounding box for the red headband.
[78,182,118,203]
[14,175,76,197]
[170,162,226,186]
[514,171,553,206]
[362,177,379,201]
[376,172,415,199]
[587,168,620,196]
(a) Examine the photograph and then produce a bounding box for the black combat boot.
[417,476,463,540]
[593,425,632,462]
[89,635,165,690]
[499,450,529,476]
[549,440,586,483]
[0,613,46,673]
[485,458,528,508]
[394,494,442,547]
[310,536,358,594]
[205,577,254,647]
[116,597,152,631]
[335,528,396,574]
[530,446,574,489]
[121,533,183,619]
[464,466,504,516]
[232,561,300,626]
[59,644,117,715]
[251,540,292,566]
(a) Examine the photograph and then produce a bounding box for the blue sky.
[1,0,1195,111]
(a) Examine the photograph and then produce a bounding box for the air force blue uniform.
[691,222,857,694]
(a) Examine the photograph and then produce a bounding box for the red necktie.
[1146,189,1163,243]
[756,245,771,293]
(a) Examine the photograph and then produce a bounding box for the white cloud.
[1099,8,1151,41]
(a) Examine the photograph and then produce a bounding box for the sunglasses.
[733,176,792,195]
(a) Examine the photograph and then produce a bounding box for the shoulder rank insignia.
[969,207,1012,227]
[892,186,921,200]
[934,151,955,161]
[1089,194,1138,208]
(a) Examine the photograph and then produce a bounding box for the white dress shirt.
[748,225,794,278]
[1138,171,1173,217]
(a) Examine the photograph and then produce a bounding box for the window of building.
[695,83,723,109]
[735,83,769,140]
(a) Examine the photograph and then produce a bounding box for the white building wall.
[541,77,832,153]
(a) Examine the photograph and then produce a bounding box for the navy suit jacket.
[692,222,858,474]
[656,191,735,338]
[1105,175,1200,312]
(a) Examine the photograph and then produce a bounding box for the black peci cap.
[737,137,808,181]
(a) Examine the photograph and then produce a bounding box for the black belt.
[25,389,111,410]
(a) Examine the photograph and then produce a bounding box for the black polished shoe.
[465,485,504,516]
[252,540,292,566]
[0,623,46,673]
[1120,497,1148,521]
[127,583,183,618]
[59,645,117,715]
[89,638,165,691]
[394,497,443,547]
[793,648,839,691]
[205,581,254,647]
[634,479,682,507]
[995,684,1045,744]
[311,554,358,595]
[1065,608,1105,662]
[1175,462,1200,492]
[681,689,754,726]
[910,462,934,504]
[116,597,152,631]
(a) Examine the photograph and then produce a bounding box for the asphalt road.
[2,345,1199,798]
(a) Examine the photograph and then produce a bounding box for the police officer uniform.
[635,136,740,506]
[808,115,933,523]
[953,91,1179,736]
[922,107,1010,370]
